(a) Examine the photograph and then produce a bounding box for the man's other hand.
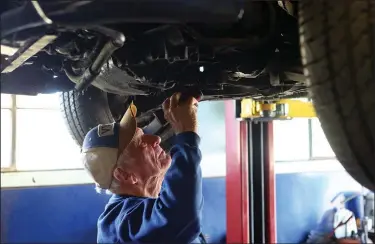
[162,92,198,134]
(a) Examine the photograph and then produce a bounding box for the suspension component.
[74,27,125,91]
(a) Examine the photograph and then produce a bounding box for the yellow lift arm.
[240,98,317,121]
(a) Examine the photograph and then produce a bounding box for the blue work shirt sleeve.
[119,132,203,243]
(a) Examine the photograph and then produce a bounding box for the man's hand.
[162,92,198,134]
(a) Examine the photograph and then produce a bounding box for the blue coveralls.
[97,132,204,243]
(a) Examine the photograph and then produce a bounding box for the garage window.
[1,109,12,169]
[272,97,336,162]
[273,119,310,161]
[1,93,82,172]
[273,118,336,162]
[1,94,13,170]
[1,94,336,185]
[310,118,335,158]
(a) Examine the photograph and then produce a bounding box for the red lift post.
[225,100,276,243]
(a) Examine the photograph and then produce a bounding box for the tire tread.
[59,87,114,146]
[299,0,375,189]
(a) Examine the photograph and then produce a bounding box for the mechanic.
[81,93,205,243]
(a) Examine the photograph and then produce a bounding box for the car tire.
[299,0,375,190]
[60,87,115,146]
[59,86,174,150]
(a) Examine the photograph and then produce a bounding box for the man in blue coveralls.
[81,93,204,243]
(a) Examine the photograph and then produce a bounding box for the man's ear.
[113,167,138,184]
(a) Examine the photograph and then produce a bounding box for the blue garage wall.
[201,178,226,243]
[1,184,108,243]
[2,167,362,244]
[275,169,363,243]
[1,177,226,243]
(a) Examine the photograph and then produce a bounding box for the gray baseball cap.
[81,104,137,189]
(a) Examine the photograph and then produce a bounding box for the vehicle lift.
[225,98,316,243]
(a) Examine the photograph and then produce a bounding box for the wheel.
[59,86,174,150]
[299,0,375,190]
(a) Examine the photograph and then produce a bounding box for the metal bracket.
[237,98,317,121]
[1,35,57,73]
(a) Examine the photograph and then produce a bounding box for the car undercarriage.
[1,0,374,191]
[1,1,305,108]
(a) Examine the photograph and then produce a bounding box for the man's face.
[125,128,172,179]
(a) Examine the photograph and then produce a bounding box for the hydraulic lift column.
[248,120,276,243]
[225,100,276,243]
[225,98,316,243]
